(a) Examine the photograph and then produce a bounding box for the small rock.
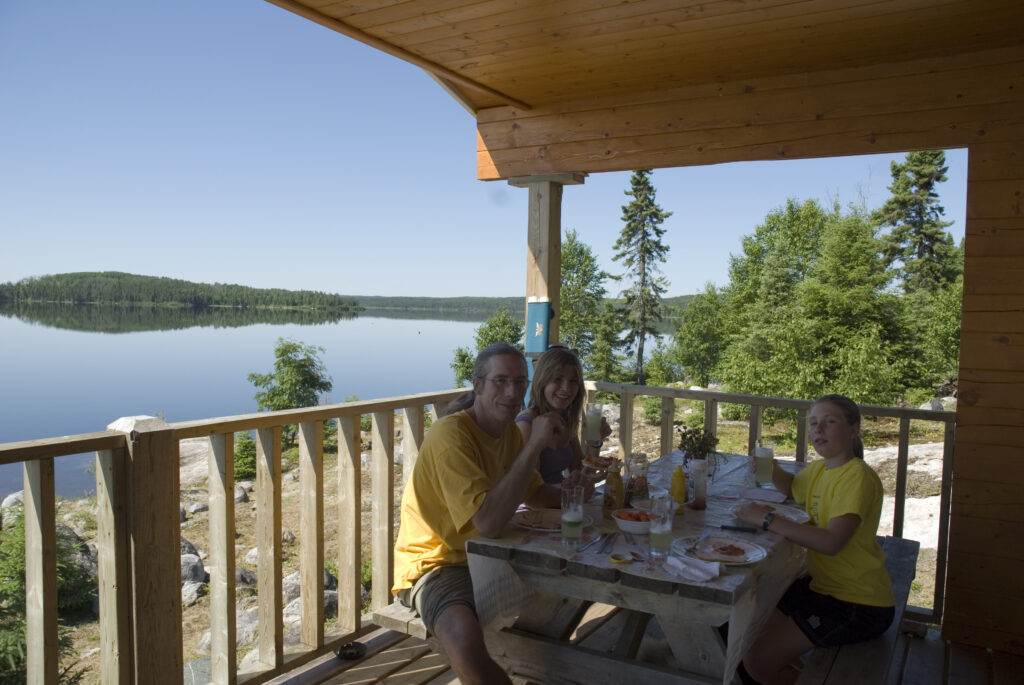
[236,566,257,586]
[920,399,944,411]
[244,548,259,565]
[289,470,300,482]
[186,501,209,514]
[181,554,207,583]
[180,505,187,522]
[236,480,255,492]
[282,529,296,544]
[233,485,249,503]
[181,537,199,557]
[182,581,206,606]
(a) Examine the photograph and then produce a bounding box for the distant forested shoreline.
[0,272,363,312]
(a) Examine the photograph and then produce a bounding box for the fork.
[685,531,711,556]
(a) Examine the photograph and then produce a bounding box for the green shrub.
[641,396,664,425]
[234,431,257,480]
[0,506,89,683]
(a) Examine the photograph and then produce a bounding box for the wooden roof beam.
[263,0,532,112]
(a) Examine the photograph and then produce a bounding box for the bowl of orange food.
[612,508,652,534]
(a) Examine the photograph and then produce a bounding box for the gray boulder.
[182,581,206,606]
[181,554,207,583]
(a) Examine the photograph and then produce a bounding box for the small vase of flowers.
[677,426,719,510]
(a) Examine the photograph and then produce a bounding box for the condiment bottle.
[624,452,649,507]
[670,464,687,514]
[603,460,624,519]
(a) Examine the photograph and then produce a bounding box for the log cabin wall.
[477,45,1024,654]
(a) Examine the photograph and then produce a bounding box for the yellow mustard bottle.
[603,460,624,519]
[671,464,687,513]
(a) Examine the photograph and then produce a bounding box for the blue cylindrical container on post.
[524,297,552,405]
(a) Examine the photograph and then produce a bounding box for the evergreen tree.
[873,150,962,293]
[612,169,672,385]
[559,229,609,365]
[587,302,627,383]
[450,307,525,385]
[673,283,725,387]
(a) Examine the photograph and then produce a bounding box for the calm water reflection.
[0,311,477,498]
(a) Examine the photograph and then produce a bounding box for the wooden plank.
[949,480,1024,519]
[371,410,396,610]
[0,430,125,465]
[947,643,991,684]
[95,448,130,684]
[373,602,430,641]
[944,515,1024,560]
[382,649,452,685]
[893,417,911,537]
[486,627,712,685]
[657,612,725,678]
[323,636,432,685]
[337,415,363,634]
[512,589,590,640]
[299,420,325,649]
[256,426,284,668]
[747,405,762,455]
[992,648,1024,685]
[570,604,627,647]
[944,552,1024,595]
[704,399,718,437]
[795,408,808,462]
[899,628,946,685]
[24,458,57,685]
[208,434,237,685]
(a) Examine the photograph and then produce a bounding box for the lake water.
[0,310,479,498]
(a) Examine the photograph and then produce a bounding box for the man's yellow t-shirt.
[392,410,543,593]
[792,457,894,607]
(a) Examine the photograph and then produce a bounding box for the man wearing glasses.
[392,342,566,685]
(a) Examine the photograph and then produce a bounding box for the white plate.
[672,535,767,565]
[513,509,594,532]
[732,502,810,524]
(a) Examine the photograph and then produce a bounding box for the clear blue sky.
[0,0,967,299]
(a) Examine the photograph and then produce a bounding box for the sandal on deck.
[335,641,367,660]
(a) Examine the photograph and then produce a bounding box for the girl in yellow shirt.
[735,394,894,685]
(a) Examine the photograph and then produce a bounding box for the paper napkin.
[665,555,723,581]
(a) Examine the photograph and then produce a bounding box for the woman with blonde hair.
[516,345,609,483]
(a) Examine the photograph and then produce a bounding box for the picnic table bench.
[795,535,921,685]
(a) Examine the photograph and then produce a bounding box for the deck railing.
[0,384,952,683]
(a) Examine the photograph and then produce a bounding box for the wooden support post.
[893,417,911,538]
[747,405,763,454]
[795,408,808,462]
[618,392,634,460]
[510,173,586,344]
[704,399,719,437]
[107,416,183,682]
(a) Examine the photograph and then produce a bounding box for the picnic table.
[466,451,807,685]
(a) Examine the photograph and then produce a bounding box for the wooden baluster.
[95,447,130,684]
[371,411,395,610]
[208,433,237,685]
[704,399,719,437]
[337,415,362,633]
[747,405,763,454]
[893,417,911,537]
[256,426,283,668]
[401,404,425,487]
[660,397,675,456]
[24,458,57,685]
[618,391,634,460]
[299,421,325,649]
[795,408,808,462]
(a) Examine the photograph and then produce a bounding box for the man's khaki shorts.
[398,565,476,634]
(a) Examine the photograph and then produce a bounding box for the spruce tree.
[559,229,609,365]
[612,169,672,385]
[873,150,962,293]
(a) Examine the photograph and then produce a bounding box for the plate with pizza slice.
[512,508,594,532]
[672,535,766,566]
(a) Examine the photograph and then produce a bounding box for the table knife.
[720,524,758,533]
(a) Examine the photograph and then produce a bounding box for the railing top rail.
[0,430,126,466]
[169,387,467,440]
[584,381,956,423]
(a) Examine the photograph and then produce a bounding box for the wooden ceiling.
[268,1,1024,179]
[269,0,1020,112]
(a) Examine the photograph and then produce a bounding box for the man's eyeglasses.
[482,376,529,391]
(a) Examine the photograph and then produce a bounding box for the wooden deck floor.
[271,622,1024,685]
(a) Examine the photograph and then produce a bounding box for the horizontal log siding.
[476,46,1024,179]
[945,136,1024,654]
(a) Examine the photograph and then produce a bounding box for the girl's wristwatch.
[762,512,776,531]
